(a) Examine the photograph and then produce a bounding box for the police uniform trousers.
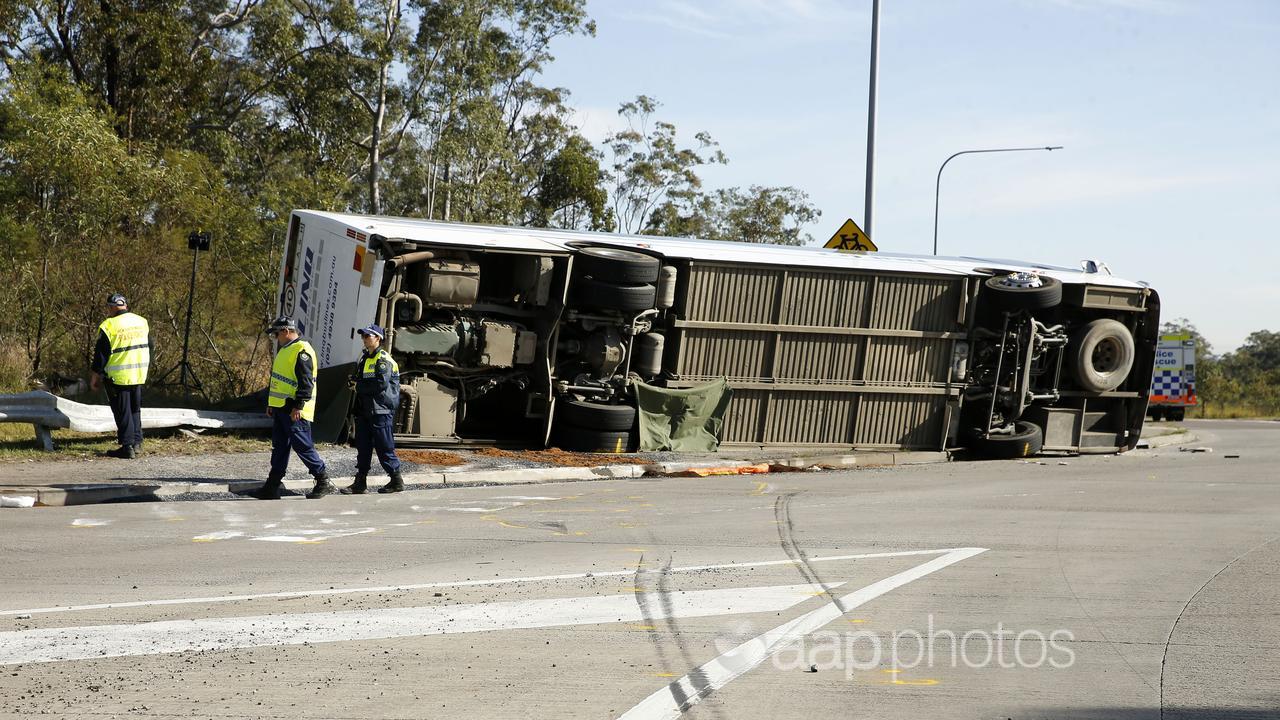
[355,414,401,475]
[105,382,143,448]
[270,411,327,479]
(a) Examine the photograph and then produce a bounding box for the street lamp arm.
[932,146,1063,256]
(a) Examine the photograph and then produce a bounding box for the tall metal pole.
[864,0,880,239]
[932,145,1063,256]
[179,246,198,403]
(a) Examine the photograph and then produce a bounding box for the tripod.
[155,232,211,405]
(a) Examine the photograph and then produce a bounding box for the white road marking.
[0,584,837,666]
[192,530,245,542]
[617,547,987,720]
[0,549,961,617]
[491,495,562,501]
[70,519,109,527]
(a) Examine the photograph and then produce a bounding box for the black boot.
[306,473,337,499]
[378,472,405,494]
[251,476,284,500]
[104,445,136,459]
[340,473,368,495]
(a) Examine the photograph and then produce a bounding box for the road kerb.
[5,450,952,507]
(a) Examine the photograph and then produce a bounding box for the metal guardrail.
[0,391,271,450]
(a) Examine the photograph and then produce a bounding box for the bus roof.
[294,209,1147,289]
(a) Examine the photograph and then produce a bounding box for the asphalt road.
[1,419,1276,720]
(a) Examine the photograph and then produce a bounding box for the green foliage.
[0,3,821,404]
[1161,319,1280,419]
[648,185,821,245]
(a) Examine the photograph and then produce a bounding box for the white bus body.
[277,210,1160,456]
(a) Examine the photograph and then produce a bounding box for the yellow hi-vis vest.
[361,349,399,378]
[268,339,318,421]
[99,312,150,385]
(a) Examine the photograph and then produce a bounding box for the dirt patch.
[398,449,467,467]
[472,447,638,467]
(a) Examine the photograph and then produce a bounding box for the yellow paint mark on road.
[626,548,648,552]
[847,619,867,624]
[481,515,528,530]
[653,672,679,678]
[627,496,645,500]
[165,517,185,522]
[881,669,901,674]
[883,678,940,686]
[552,530,588,537]
[612,509,630,513]
[295,539,326,544]
[617,522,645,529]
[415,519,437,524]
[628,624,656,631]
[751,481,769,496]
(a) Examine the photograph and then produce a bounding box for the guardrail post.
[32,423,54,452]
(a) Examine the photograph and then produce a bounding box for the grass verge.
[0,423,272,462]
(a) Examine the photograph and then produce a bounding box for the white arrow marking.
[0,583,840,666]
[618,547,987,720]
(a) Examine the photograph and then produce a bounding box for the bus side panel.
[665,261,964,450]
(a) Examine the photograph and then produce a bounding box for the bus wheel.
[967,422,1043,459]
[983,273,1062,312]
[573,277,657,311]
[558,398,637,431]
[1070,319,1135,392]
[552,426,636,454]
[577,247,660,283]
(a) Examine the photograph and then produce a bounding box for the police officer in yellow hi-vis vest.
[341,324,404,495]
[89,293,149,459]
[252,316,334,500]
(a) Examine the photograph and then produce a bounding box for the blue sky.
[538,0,1279,352]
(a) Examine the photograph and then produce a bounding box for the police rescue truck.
[1148,334,1198,421]
[276,210,1161,457]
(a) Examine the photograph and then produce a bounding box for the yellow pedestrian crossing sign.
[824,218,877,252]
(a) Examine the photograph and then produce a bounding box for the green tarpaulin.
[633,378,733,452]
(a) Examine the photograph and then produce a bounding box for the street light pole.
[932,145,1063,256]
[864,0,881,239]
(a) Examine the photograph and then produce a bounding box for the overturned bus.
[277,210,1159,457]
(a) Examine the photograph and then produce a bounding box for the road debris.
[1,495,36,508]
[1180,447,1213,453]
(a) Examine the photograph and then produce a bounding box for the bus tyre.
[1070,319,1135,392]
[558,398,637,432]
[968,421,1043,459]
[983,274,1062,312]
[573,277,657,311]
[577,247,661,284]
[553,426,636,454]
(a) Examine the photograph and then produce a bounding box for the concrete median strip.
[0,450,952,507]
[7,434,1202,508]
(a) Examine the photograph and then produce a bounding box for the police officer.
[341,324,405,494]
[89,293,149,459]
[252,316,335,500]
